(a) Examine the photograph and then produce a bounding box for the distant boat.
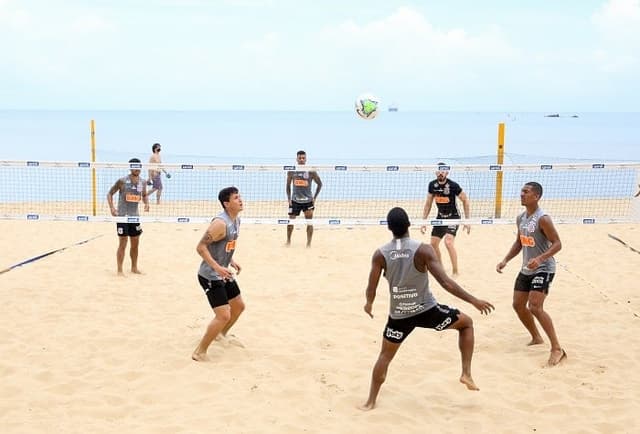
[388,104,398,112]
[544,113,579,118]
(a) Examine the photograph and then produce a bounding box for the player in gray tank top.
[106,158,149,275]
[192,187,246,362]
[496,182,566,367]
[285,150,323,247]
[359,207,494,411]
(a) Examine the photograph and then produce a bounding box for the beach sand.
[1,220,639,433]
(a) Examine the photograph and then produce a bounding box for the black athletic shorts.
[198,275,241,308]
[431,223,459,238]
[116,222,143,237]
[514,271,555,294]
[383,303,461,344]
[288,200,315,216]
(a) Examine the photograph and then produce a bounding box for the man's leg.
[513,290,544,345]
[116,236,128,275]
[527,291,564,365]
[304,209,314,247]
[221,295,245,336]
[192,305,231,361]
[443,233,459,275]
[286,216,296,245]
[129,236,141,274]
[359,338,401,411]
[430,236,443,264]
[449,312,479,390]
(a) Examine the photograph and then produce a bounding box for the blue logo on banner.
[489,165,501,171]
[283,165,295,170]
[27,214,39,220]
[177,217,190,223]
[386,166,399,171]
[582,218,596,224]
[129,163,142,169]
[481,219,494,224]
[76,215,89,221]
[27,161,40,167]
[232,165,245,170]
[430,220,443,226]
[127,217,140,223]
[181,164,194,170]
[77,162,90,168]
[438,165,450,171]
[540,164,553,170]
[328,219,341,225]
[592,163,605,169]
[334,165,347,171]
[379,220,387,225]
[277,219,289,224]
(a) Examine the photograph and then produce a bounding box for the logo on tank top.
[527,220,537,233]
[390,250,410,260]
[443,183,450,196]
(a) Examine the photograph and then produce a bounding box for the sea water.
[1,110,639,164]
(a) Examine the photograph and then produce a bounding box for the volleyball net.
[1,160,639,225]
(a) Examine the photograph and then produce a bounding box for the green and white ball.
[355,93,380,120]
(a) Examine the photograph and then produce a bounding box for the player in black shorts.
[285,150,322,247]
[106,158,149,275]
[420,163,471,275]
[359,207,494,410]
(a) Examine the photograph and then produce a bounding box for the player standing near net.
[192,186,246,362]
[359,207,494,411]
[106,158,150,276]
[286,150,322,247]
[420,163,471,275]
[147,143,170,205]
[496,182,566,367]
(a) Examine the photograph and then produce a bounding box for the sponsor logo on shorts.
[385,328,404,340]
[532,276,545,288]
[435,317,452,331]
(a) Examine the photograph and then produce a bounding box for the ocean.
[1,110,639,164]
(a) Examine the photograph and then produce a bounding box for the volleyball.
[355,93,380,120]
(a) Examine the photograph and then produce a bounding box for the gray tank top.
[198,211,240,281]
[517,207,556,275]
[380,237,437,319]
[116,175,143,216]
[290,171,313,203]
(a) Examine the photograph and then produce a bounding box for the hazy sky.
[1,0,638,111]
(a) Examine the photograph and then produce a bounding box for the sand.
[1,219,640,433]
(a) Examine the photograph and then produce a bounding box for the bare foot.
[357,402,375,411]
[547,348,567,367]
[460,374,480,391]
[117,271,126,277]
[191,350,210,362]
[527,337,544,346]
[130,268,143,275]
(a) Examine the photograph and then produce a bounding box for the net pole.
[90,120,97,216]
[494,122,505,218]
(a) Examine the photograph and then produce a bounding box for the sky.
[0,0,639,111]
